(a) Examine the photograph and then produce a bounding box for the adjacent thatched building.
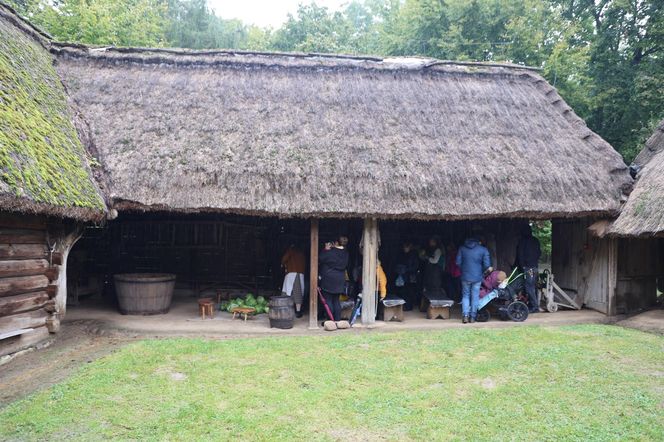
[608,120,664,238]
[0,4,106,358]
[596,121,664,313]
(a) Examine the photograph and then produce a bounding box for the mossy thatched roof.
[608,120,664,237]
[53,45,632,220]
[0,5,106,221]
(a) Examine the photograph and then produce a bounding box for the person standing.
[281,244,306,318]
[318,235,349,321]
[419,236,445,297]
[394,240,419,310]
[456,237,491,323]
[516,224,542,313]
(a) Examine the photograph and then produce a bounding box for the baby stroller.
[476,268,529,322]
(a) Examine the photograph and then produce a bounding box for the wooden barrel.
[268,295,294,329]
[114,273,176,315]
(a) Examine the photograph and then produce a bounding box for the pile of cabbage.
[220,294,270,314]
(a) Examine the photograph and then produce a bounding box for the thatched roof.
[52,45,631,220]
[0,4,106,221]
[607,120,664,237]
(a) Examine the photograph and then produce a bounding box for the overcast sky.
[207,0,348,28]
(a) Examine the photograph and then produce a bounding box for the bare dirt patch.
[617,309,664,335]
[0,319,134,407]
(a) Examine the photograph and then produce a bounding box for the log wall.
[0,213,65,358]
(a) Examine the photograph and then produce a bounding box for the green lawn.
[0,325,662,441]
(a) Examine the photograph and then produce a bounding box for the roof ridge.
[51,43,542,72]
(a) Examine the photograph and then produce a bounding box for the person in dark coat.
[516,224,541,313]
[319,235,349,321]
[456,237,491,323]
[394,240,419,311]
[419,236,445,298]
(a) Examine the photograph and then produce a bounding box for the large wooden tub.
[114,273,176,315]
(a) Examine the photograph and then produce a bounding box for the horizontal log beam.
[45,267,59,281]
[43,299,57,313]
[0,309,48,335]
[0,244,47,260]
[0,214,47,231]
[0,275,50,298]
[0,292,50,316]
[0,230,46,244]
[46,284,58,298]
[0,326,50,358]
[0,259,49,278]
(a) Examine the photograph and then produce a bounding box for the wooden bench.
[427,305,450,319]
[381,297,406,322]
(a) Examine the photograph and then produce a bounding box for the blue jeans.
[461,281,481,318]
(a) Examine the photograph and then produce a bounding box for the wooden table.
[231,307,256,322]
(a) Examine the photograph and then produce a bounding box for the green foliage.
[7,0,663,162]
[14,0,169,47]
[0,19,105,209]
[532,220,552,261]
[0,326,662,439]
[165,0,252,49]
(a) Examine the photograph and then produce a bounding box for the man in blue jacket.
[456,237,492,323]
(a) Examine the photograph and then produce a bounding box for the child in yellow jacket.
[377,260,387,299]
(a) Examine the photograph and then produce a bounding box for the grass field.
[0,325,662,441]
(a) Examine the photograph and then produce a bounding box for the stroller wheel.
[476,309,490,322]
[547,302,558,313]
[507,301,529,322]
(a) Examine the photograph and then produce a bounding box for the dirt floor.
[616,308,664,335]
[1,297,655,408]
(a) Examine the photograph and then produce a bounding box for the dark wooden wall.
[615,238,663,314]
[0,213,63,358]
[552,218,617,314]
[70,214,313,298]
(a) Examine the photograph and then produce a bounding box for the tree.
[18,0,169,47]
[166,0,250,49]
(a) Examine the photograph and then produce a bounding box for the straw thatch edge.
[112,199,619,221]
[0,194,106,222]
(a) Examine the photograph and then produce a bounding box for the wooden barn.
[50,37,634,325]
[592,120,664,313]
[0,6,107,358]
[0,1,640,347]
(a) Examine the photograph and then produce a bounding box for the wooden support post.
[308,219,319,329]
[361,218,378,325]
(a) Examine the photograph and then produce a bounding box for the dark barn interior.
[66,213,534,310]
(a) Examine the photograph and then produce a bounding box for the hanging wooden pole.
[308,219,319,329]
[361,218,378,325]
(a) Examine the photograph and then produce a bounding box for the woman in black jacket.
[319,235,349,321]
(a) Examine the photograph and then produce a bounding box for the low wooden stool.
[231,307,256,322]
[383,304,404,322]
[198,298,214,319]
[427,305,450,320]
